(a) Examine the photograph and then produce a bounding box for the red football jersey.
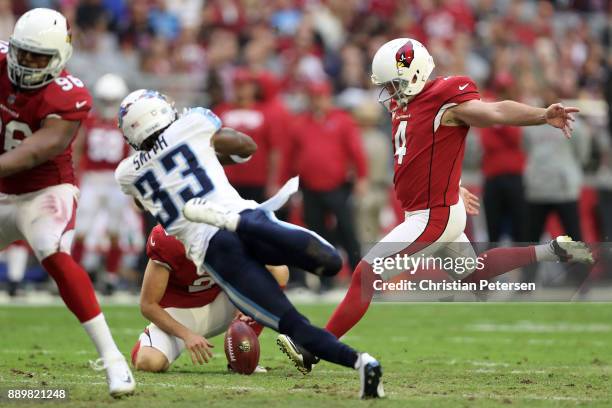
[391,76,479,211]
[80,113,131,172]
[0,41,92,194]
[215,103,277,186]
[146,225,222,309]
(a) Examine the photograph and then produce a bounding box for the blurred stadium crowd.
[1,0,612,297]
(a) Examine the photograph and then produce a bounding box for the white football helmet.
[371,38,435,110]
[8,8,73,89]
[94,74,129,119]
[118,90,177,150]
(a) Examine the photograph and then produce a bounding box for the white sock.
[354,354,361,370]
[226,213,240,232]
[354,353,376,370]
[82,314,123,360]
[6,245,28,282]
[534,242,557,262]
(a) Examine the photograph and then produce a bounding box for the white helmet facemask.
[376,80,413,112]
[7,8,73,89]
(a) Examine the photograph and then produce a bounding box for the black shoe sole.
[362,362,383,399]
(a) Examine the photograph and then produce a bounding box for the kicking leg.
[461,236,593,284]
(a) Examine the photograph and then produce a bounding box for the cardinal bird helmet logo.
[395,41,415,69]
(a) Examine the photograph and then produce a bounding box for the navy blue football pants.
[203,209,357,368]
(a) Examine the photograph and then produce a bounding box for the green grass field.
[0,303,610,407]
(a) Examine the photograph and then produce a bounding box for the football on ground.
[225,320,260,374]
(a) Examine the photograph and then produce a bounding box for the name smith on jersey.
[133,136,169,171]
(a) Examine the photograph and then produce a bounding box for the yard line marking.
[470,361,510,367]
[449,336,608,347]
[467,321,612,333]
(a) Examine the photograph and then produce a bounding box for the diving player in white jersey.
[114,90,384,399]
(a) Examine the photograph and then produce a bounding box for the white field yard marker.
[467,321,612,333]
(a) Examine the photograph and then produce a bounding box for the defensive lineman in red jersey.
[132,225,288,373]
[0,9,134,396]
[280,38,594,372]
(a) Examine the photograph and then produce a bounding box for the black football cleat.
[357,353,384,399]
[276,334,319,374]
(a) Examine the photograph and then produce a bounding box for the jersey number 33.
[135,144,213,228]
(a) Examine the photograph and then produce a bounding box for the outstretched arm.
[445,99,579,138]
[0,118,79,177]
[212,127,257,165]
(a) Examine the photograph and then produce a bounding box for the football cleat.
[356,353,384,399]
[90,356,136,398]
[182,198,240,231]
[276,334,319,374]
[551,236,594,264]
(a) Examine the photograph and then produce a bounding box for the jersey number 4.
[135,145,213,228]
[394,120,408,165]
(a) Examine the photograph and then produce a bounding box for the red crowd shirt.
[0,41,92,194]
[146,225,221,309]
[479,125,525,178]
[79,113,131,172]
[391,76,480,211]
[215,102,278,187]
[257,72,295,187]
[284,108,367,192]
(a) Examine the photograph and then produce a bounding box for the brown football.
[224,320,260,374]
